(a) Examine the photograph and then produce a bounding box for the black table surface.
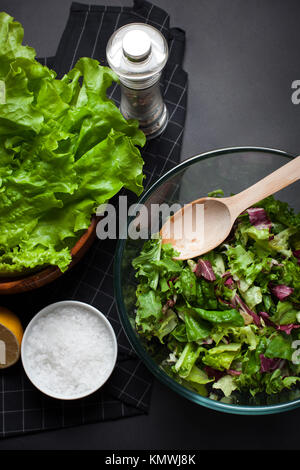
[1,0,300,450]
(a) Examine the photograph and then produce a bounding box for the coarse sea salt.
[23,304,116,398]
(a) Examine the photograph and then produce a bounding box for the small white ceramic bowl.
[21,300,118,400]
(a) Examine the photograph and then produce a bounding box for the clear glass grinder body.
[106,23,169,139]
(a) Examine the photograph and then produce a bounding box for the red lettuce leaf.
[270,284,294,300]
[277,324,300,334]
[195,259,216,281]
[224,277,234,287]
[246,207,272,229]
[227,369,241,376]
[204,366,225,381]
[258,311,274,327]
[259,354,282,373]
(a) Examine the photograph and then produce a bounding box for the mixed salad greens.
[0,13,145,275]
[132,191,300,401]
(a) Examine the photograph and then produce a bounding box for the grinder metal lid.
[106,23,168,84]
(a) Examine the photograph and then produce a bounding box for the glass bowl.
[114,147,300,415]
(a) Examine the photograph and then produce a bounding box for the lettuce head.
[0,12,145,274]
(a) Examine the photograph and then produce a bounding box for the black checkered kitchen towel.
[0,0,187,437]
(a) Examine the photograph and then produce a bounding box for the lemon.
[0,307,23,369]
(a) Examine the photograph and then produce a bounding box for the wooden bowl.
[0,216,99,295]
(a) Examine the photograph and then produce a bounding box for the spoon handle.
[226,155,300,217]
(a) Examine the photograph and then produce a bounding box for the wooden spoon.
[160,155,300,260]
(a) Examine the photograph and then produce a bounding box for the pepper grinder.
[106,23,169,139]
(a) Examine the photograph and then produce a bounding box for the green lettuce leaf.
[176,306,212,342]
[175,267,197,302]
[135,287,162,334]
[202,343,241,371]
[132,239,162,290]
[263,369,300,395]
[186,365,213,385]
[269,301,299,326]
[212,375,238,397]
[171,323,188,342]
[194,307,244,326]
[242,285,262,309]
[265,334,294,361]
[155,309,178,344]
[173,343,203,378]
[132,240,182,291]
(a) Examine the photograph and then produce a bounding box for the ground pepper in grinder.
[106,23,169,139]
